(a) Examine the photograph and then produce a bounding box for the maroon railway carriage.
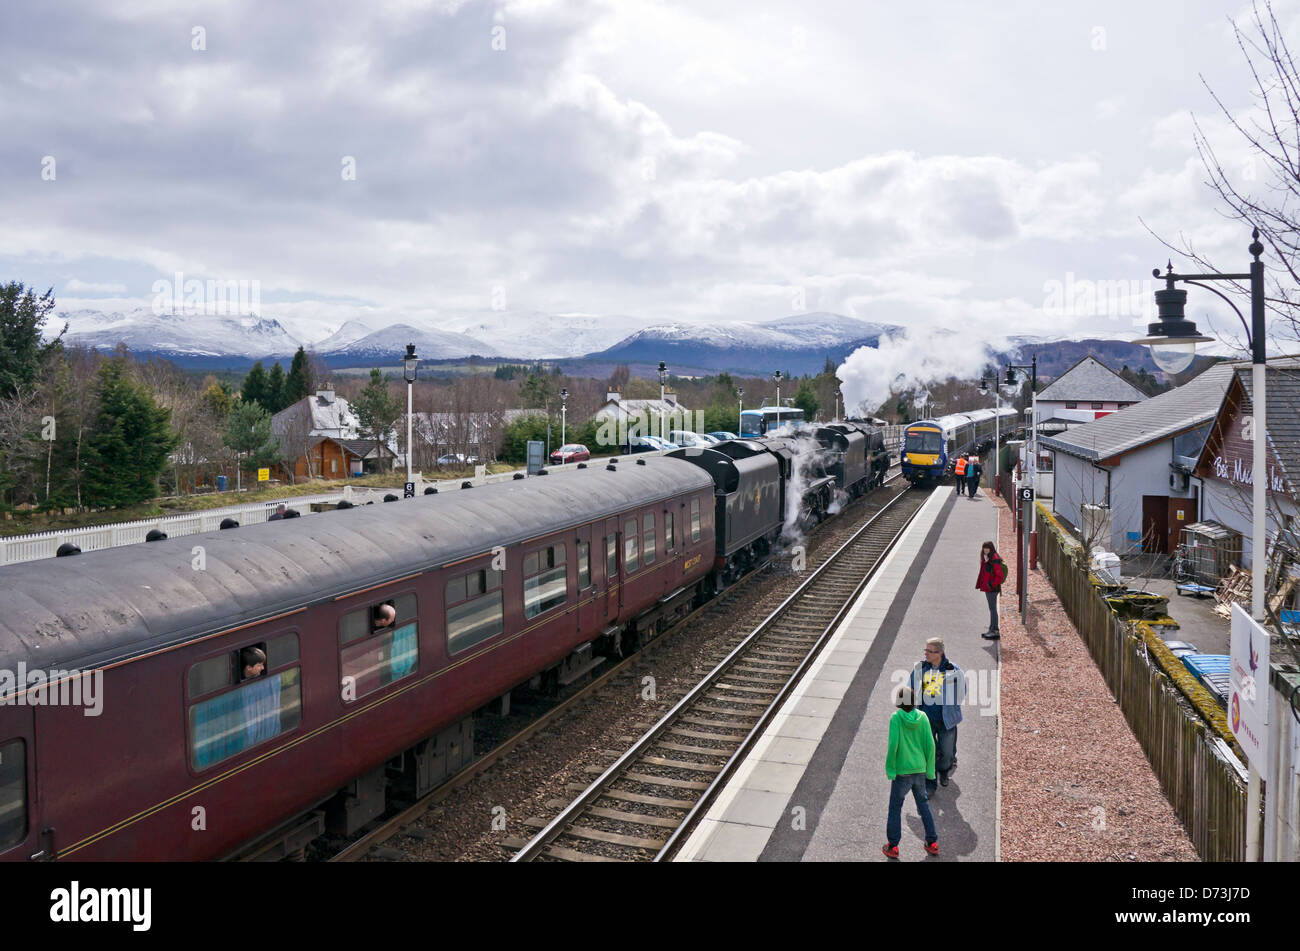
[0,457,715,861]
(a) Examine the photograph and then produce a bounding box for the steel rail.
[511,479,924,862]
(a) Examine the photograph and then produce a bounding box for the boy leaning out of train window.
[240,646,267,680]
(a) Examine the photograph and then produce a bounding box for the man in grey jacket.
[909,637,966,794]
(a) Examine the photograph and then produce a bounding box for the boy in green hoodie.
[883,685,939,858]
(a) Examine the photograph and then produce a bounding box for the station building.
[1193,358,1300,573]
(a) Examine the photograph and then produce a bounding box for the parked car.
[629,436,662,453]
[668,430,714,448]
[550,443,590,464]
[709,431,739,442]
[436,453,479,467]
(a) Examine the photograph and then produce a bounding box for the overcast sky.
[0,0,1292,349]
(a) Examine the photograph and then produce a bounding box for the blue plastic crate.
[1181,653,1231,680]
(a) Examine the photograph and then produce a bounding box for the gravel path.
[993,492,1199,861]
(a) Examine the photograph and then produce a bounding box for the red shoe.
[925,841,939,856]
[881,843,899,859]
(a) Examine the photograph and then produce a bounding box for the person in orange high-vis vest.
[953,455,967,496]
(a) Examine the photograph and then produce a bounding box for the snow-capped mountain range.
[48,307,906,372]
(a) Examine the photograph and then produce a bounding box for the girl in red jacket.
[976,541,1006,640]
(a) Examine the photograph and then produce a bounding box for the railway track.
[325,472,906,862]
[510,480,931,862]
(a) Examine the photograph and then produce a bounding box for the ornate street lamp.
[559,387,568,447]
[1135,232,1264,618]
[1135,231,1266,863]
[403,343,419,483]
[737,385,744,435]
[658,361,668,440]
[773,370,783,431]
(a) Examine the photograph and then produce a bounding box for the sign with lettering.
[1229,603,1270,768]
[1209,455,1285,492]
[257,467,269,482]
[1198,401,1290,495]
[1018,487,1033,502]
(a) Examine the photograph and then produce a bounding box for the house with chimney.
[594,388,692,439]
[271,387,397,481]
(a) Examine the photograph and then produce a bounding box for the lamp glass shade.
[1148,340,1197,375]
[403,357,418,382]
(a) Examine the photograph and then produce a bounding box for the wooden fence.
[1035,503,1248,862]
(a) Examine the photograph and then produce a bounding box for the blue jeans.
[887,773,937,847]
[925,722,958,792]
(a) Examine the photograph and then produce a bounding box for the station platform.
[675,484,1002,862]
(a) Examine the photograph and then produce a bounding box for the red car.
[550,443,590,464]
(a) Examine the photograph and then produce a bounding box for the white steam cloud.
[837,329,999,416]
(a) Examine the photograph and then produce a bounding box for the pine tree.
[266,361,286,413]
[241,361,269,409]
[83,362,178,508]
[285,347,312,405]
[0,282,61,399]
[353,369,402,464]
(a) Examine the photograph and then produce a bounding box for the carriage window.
[643,512,656,565]
[577,542,591,589]
[0,739,26,851]
[188,654,231,700]
[606,535,617,580]
[447,568,504,654]
[188,631,297,700]
[189,662,302,771]
[624,519,639,572]
[690,498,701,542]
[665,511,674,552]
[340,595,420,703]
[525,543,568,619]
[265,631,299,669]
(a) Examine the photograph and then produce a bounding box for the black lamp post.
[1135,230,1267,863]
[559,387,568,448]
[403,343,419,482]
[658,361,668,440]
[1134,231,1265,620]
[773,370,783,431]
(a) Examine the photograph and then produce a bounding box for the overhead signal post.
[1133,231,1267,862]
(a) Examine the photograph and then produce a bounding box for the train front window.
[905,431,942,454]
[0,739,26,850]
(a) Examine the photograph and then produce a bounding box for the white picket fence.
[1,434,903,567]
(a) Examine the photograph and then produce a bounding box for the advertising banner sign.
[1229,603,1270,767]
